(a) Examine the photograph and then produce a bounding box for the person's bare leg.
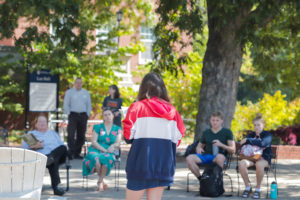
[186,154,202,177]
[98,165,108,191]
[95,159,102,191]
[255,159,268,189]
[95,159,101,175]
[238,159,254,188]
[146,187,164,200]
[214,154,225,168]
[126,189,145,200]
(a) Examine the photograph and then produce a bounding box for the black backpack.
[200,163,225,197]
[184,140,199,157]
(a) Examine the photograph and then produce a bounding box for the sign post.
[28,70,59,112]
[25,69,59,130]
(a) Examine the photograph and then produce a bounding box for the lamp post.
[116,10,123,46]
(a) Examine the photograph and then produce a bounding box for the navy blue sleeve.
[246,132,255,139]
[246,131,272,148]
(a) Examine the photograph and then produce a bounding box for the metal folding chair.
[82,148,121,191]
[236,145,278,198]
[186,153,233,193]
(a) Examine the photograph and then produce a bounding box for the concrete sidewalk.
[41,145,300,200]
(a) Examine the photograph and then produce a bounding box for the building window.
[139,26,155,64]
[96,26,117,55]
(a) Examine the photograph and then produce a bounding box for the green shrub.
[8,130,23,144]
[232,91,300,141]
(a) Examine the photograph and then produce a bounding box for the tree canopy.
[152,0,300,140]
[0,0,153,115]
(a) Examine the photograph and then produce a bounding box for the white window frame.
[139,26,155,65]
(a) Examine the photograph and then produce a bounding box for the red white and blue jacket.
[123,96,186,181]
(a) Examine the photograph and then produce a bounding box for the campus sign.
[29,70,59,112]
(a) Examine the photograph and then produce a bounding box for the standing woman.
[123,72,186,200]
[82,108,122,191]
[102,85,123,127]
[238,113,272,199]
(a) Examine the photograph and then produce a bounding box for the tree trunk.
[194,2,244,141]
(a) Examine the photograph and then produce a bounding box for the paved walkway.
[41,145,300,200]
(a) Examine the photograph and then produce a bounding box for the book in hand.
[22,133,39,146]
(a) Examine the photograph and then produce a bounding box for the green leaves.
[245,2,300,99]
[150,0,205,74]
[0,0,153,115]
[232,91,300,141]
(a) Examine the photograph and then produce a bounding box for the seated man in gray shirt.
[22,115,67,196]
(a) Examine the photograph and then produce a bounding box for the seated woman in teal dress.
[82,108,122,191]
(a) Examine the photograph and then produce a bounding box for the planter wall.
[273,145,300,159]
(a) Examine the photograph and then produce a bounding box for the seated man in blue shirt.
[22,115,67,196]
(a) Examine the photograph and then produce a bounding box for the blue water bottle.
[270,181,278,199]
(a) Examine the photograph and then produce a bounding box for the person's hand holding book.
[30,141,43,150]
[22,133,43,150]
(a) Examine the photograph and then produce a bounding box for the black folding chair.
[186,153,233,193]
[236,145,278,198]
[0,126,8,145]
[65,158,72,191]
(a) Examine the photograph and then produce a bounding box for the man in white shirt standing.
[63,77,91,159]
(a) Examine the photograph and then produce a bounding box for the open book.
[22,133,39,146]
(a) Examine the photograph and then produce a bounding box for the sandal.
[96,181,102,191]
[102,182,108,191]
[252,190,260,199]
[242,188,252,198]
[96,180,108,191]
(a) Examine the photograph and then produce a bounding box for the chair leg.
[114,161,117,190]
[266,171,269,199]
[117,161,120,191]
[186,172,194,192]
[82,176,88,191]
[187,172,190,192]
[237,172,240,197]
[224,173,233,193]
[65,160,71,192]
[82,176,84,189]
[66,166,70,191]
[114,160,120,191]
